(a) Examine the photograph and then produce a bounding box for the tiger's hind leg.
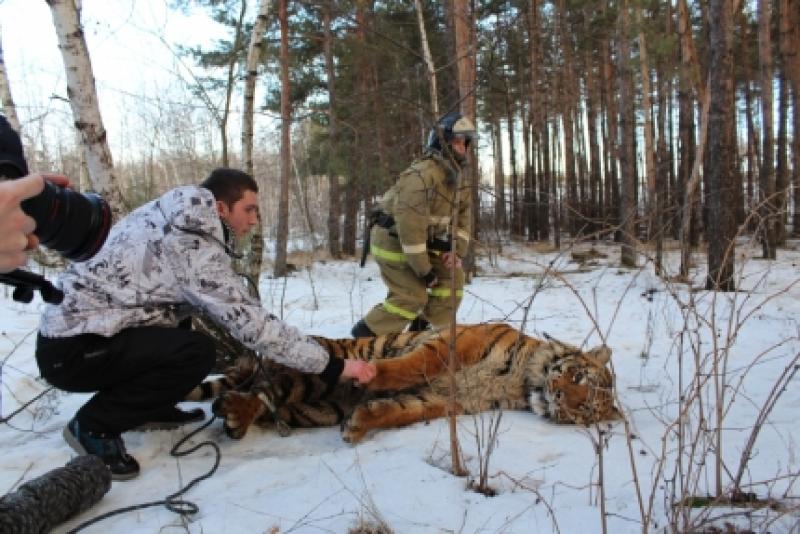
[341,391,460,443]
[214,390,267,439]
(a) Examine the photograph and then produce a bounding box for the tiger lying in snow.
[186,323,621,443]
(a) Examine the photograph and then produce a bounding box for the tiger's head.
[533,345,621,425]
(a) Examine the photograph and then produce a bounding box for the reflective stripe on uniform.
[371,244,405,262]
[456,228,471,242]
[430,215,451,225]
[401,242,427,254]
[428,287,464,298]
[382,300,418,320]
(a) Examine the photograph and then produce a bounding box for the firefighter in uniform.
[352,111,476,337]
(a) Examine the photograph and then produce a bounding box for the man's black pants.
[36,326,216,435]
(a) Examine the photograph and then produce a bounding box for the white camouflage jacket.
[40,185,332,374]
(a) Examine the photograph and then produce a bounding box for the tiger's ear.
[586,345,612,365]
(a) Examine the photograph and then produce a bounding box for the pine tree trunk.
[506,93,520,237]
[342,174,357,256]
[323,1,341,258]
[452,0,478,282]
[526,0,544,240]
[759,0,777,259]
[584,43,601,240]
[599,17,619,238]
[519,54,533,242]
[775,74,788,245]
[677,0,706,277]
[636,7,657,250]
[449,0,475,478]
[744,81,757,231]
[778,0,800,97]
[794,89,800,236]
[274,0,291,277]
[548,121,560,249]
[523,122,535,242]
[491,117,506,232]
[47,0,125,219]
[656,67,670,275]
[541,116,552,243]
[558,0,577,238]
[705,0,736,291]
[778,0,799,237]
[616,1,637,268]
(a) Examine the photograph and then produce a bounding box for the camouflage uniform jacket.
[39,185,331,374]
[376,152,471,277]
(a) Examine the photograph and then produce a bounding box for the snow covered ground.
[1,239,798,533]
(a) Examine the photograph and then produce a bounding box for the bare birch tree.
[242,0,271,175]
[0,27,20,132]
[46,0,125,219]
[414,0,438,118]
[241,0,271,283]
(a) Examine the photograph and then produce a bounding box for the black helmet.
[426,111,476,154]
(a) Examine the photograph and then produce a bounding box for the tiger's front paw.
[340,409,368,444]
[217,391,263,440]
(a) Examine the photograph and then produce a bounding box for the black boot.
[407,316,430,332]
[63,418,140,481]
[351,319,375,338]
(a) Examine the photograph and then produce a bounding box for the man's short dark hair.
[201,168,258,206]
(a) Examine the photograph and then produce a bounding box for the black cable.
[65,416,221,533]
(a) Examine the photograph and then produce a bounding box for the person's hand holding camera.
[0,173,42,273]
[0,173,70,273]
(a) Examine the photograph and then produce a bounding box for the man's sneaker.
[63,418,140,481]
[134,406,206,431]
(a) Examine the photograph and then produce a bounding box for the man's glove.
[421,270,438,288]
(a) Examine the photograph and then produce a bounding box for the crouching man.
[36,168,375,480]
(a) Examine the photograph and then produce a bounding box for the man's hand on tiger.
[342,359,377,385]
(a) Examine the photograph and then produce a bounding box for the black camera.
[0,115,112,303]
[0,115,111,261]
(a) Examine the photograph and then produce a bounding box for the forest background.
[1,0,796,287]
[0,1,799,532]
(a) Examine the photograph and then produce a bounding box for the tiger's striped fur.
[186,323,620,443]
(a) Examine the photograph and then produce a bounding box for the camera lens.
[21,182,112,262]
[1,115,111,262]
